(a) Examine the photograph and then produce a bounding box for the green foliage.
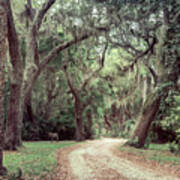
[169,141,180,154]
[23,113,76,141]
[163,94,180,130]
[39,36,64,67]
[152,91,180,143]
[123,119,136,136]
[126,136,140,148]
[157,81,174,95]
[6,0,180,147]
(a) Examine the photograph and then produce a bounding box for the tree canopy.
[0,0,180,175]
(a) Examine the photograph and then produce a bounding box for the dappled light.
[0,0,179,179]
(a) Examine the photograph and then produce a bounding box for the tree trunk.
[85,110,93,139]
[128,7,176,148]
[75,99,84,141]
[5,70,40,150]
[129,91,161,147]
[4,0,92,150]
[4,83,23,150]
[24,90,34,124]
[0,1,7,174]
[4,0,57,149]
[5,65,41,150]
[4,0,23,150]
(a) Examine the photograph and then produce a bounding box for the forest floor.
[50,138,180,180]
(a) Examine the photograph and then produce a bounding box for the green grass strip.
[4,141,77,179]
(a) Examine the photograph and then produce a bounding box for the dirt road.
[52,138,180,180]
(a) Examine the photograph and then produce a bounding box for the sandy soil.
[51,138,180,180]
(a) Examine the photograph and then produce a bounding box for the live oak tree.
[102,63,142,137]
[63,42,108,141]
[128,0,180,147]
[3,0,179,149]
[95,1,159,144]
[0,0,7,175]
[96,0,180,147]
[4,0,108,149]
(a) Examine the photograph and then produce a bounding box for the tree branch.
[146,65,158,87]
[39,33,92,70]
[33,0,56,31]
[118,37,157,72]
[63,67,79,100]
[81,42,108,90]
[6,0,22,69]
[27,0,34,20]
[28,0,56,66]
[109,38,142,55]
[118,64,139,102]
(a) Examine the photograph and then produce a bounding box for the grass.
[119,143,180,165]
[3,141,77,179]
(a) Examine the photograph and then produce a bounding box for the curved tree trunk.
[0,1,7,174]
[63,68,85,141]
[128,5,178,148]
[4,0,93,150]
[129,91,161,147]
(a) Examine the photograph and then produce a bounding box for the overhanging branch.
[81,42,108,90]
[33,0,56,31]
[63,67,79,100]
[146,65,158,87]
[30,0,56,66]
[39,33,93,70]
[6,0,22,69]
[118,37,157,72]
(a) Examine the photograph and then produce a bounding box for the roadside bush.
[169,141,180,154]
[152,91,180,143]
[22,115,76,141]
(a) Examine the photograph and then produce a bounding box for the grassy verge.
[119,143,180,165]
[3,141,77,179]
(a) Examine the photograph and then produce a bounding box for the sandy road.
[52,138,180,180]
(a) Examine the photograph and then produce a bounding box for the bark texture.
[130,91,161,147]
[4,0,56,150]
[85,110,93,139]
[0,1,7,175]
[4,0,23,150]
[63,45,107,141]
[63,68,85,141]
[128,4,179,147]
[24,90,34,124]
[4,0,106,149]
[74,99,84,141]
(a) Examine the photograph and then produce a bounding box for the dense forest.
[0,0,180,177]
